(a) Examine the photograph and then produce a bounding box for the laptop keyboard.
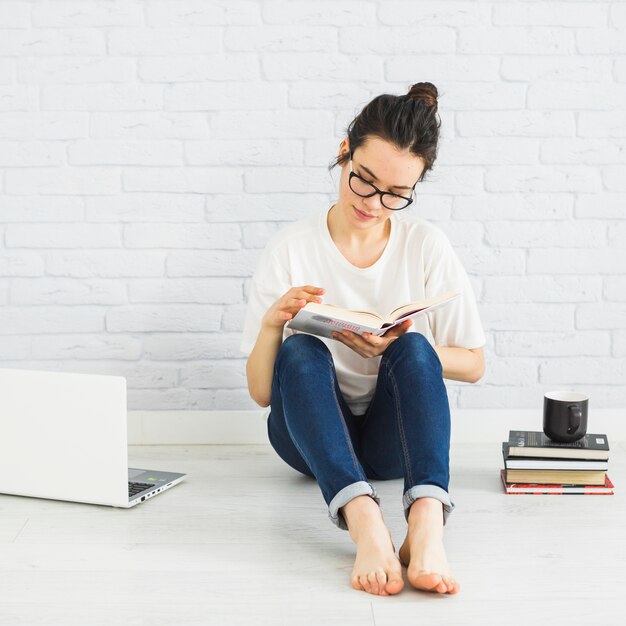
[128,481,155,498]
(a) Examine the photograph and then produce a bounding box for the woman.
[240,82,486,596]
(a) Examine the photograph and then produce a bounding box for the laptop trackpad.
[128,468,145,480]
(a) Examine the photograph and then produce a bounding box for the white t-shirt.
[240,206,486,416]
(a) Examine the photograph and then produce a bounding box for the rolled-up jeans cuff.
[328,481,380,531]
[403,484,455,526]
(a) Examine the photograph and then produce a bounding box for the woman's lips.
[353,206,375,220]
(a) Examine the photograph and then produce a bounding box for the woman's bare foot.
[341,495,404,596]
[398,497,459,594]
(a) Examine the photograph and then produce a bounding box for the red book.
[500,469,614,495]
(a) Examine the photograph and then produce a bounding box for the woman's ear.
[338,137,350,161]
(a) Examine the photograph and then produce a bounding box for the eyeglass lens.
[349,175,411,210]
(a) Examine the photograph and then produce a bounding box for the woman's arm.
[246,325,284,408]
[433,346,485,383]
[331,322,485,385]
[246,285,326,408]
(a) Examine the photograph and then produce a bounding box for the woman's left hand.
[332,319,413,358]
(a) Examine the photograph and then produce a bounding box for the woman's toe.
[375,570,388,595]
[442,575,459,594]
[360,574,372,594]
[385,572,404,595]
[367,571,381,595]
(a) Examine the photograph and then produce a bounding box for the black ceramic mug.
[543,390,589,443]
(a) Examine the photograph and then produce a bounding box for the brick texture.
[1,0,624,410]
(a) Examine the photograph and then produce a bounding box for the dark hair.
[328,82,441,184]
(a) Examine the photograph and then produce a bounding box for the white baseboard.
[128,409,626,445]
[128,409,271,445]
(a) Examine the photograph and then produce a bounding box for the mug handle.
[567,404,582,434]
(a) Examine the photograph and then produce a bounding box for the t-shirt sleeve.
[239,242,290,356]
[423,230,486,349]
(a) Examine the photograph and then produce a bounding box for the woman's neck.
[327,203,391,249]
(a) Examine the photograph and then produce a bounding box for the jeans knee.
[276,333,331,373]
[384,332,441,374]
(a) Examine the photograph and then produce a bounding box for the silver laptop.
[0,368,185,508]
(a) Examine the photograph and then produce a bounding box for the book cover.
[286,291,459,339]
[507,430,609,460]
[500,470,615,495]
[504,468,607,486]
[501,442,609,471]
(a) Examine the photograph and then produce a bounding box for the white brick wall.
[1,0,625,411]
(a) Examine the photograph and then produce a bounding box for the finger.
[393,319,412,330]
[331,331,345,343]
[295,290,324,303]
[286,297,308,308]
[293,285,325,298]
[285,292,323,310]
[283,295,322,317]
[336,331,374,357]
[342,330,371,349]
[361,331,384,345]
[332,333,360,352]
[278,298,305,318]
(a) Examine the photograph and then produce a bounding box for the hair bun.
[408,82,438,112]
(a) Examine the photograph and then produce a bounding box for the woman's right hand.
[261,285,325,331]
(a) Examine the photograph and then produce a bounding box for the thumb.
[387,319,412,338]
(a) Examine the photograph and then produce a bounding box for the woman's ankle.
[341,495,384,540]
[407,497,444,526]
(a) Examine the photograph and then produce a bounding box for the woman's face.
[337,135,426,230]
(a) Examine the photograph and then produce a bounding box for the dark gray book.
[502,443,609,470]
[507,430,609,460]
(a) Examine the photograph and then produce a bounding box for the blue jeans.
[267,332,455,531]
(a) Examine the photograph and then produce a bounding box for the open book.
[286,291,460,339]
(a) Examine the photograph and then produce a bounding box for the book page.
[384,291,461,324]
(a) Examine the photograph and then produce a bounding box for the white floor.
[1,442,625,626]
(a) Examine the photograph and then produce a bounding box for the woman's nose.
[362,193,383,211]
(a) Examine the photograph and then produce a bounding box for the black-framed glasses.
[348,153,416,210]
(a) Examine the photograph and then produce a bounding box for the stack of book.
[501,430,614,495]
